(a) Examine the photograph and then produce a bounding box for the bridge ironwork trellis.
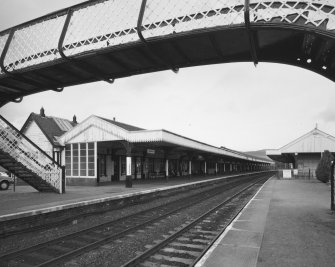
[0,0,335,106]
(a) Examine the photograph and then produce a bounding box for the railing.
[1,0,335,76]
[0,115,63,193]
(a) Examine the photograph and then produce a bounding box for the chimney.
[113,117,116,121]
[40,107,45,117]
[73,115,77,124]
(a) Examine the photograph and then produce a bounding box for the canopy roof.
[266,127,335,162]
[59,115,272,163]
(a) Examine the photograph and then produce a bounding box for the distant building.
[20,107,77,165]
[266,127,335,178]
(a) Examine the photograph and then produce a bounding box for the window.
[65,142,96,177]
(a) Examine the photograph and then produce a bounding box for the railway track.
[0,173,272,266]
[122,175,269,267]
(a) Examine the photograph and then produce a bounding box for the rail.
[122,174,270,266]
[0,173,272,265]
[0,115,63,193]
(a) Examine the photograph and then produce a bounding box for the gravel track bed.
[0,176,250,254]
[62,180,261,267]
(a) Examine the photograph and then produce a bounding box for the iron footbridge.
[1,0,335,106]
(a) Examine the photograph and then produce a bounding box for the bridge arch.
[0,0,335,106]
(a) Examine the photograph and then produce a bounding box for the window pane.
[88,142,94,149]
[73,144,79,176]
[80,163,86,169]
[79,143,87,177]
[87,142,95,176]
[88,163,95,169]
[65,144,71,176]
[65,144,71,156]
[80,143,86,150]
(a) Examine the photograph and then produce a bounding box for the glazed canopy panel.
[1,0,335,105]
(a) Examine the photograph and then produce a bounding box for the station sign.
[147,149,155,155]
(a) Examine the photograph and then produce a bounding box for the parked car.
[0,172,13,190]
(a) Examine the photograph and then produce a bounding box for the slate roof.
[21,113,76,146]
[98,116,144,131]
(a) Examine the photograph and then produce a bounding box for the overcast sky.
[0,0,335,152]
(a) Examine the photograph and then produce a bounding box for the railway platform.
[196,178,335,267]
[0,173,247,221]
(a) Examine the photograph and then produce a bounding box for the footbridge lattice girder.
[1,0,335,106]
[0,115,64,193]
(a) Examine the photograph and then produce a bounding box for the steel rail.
[0,172,267,238]
[122,175,271,267]
[190,178,269,266]
[36,175,268,267]
[0,173,267,266]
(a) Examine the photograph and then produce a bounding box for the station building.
[58,115,272,185]
[266,127,335,178]
[17,109,273,186]
[20,108,77,165]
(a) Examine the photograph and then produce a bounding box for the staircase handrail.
[0,114,62,168]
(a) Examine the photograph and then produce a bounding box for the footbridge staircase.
[0,115,64,193]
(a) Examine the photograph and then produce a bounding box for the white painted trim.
[94,142,97,179]
[189,160,192,175]
[66,142,96,178]
[126,156,132,176]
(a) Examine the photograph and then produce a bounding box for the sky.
[0,0,335,152]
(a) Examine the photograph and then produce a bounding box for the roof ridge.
[31,112,71,122]
[96,115,145,131]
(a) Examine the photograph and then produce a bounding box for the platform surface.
[0,174,243,221]
[196,178,335,267]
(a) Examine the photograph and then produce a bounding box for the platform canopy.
[266,127,335,163]
[59,115,271,163]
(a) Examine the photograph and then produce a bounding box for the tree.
[316,150,334,183]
